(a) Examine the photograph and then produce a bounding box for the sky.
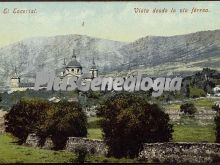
[0,1,219,48]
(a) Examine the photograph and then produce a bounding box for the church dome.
[66,50,82,68]
[66,60,82,68]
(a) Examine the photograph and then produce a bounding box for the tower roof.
[66,50,82,68]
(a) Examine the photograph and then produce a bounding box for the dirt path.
[0,110,7,133]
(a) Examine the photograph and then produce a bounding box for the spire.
[12,66,19,78]
[92,57,95,65]
[63,58,66,66]
[15,67,17,74]
[90,57,97,70]
[72,49,76,59]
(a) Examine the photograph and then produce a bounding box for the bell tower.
[10,67,20,88]
[89,57,98,78]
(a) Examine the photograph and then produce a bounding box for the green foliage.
[215,112,220,143]
[4,99,50,144]
[180,102,197,116]
[38,101,88,150]
[189,86,206,98]
[5,99,88,149]
[98,92,173,158]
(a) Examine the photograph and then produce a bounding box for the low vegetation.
[180,102,197,116]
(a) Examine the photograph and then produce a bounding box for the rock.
[42,137,54,150]
[65,137,108,156]
[0,110,7,134]
[25,133,40,147]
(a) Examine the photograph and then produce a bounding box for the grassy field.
[87,117,216,143]
[0,134,75,163]
[173,125,216,143]
[0,98,217,163]
[87,126,216,143]
[0,119,216,163]
[0,134,137,163]
[164,98,220,111]
[193,98,216,108]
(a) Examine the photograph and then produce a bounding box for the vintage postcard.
[0,1,220,163]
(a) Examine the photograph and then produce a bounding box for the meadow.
[0,134,137,163]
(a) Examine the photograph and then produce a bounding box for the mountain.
[0,30,220,85]
[114,30,220,75]
[0,34,126,85]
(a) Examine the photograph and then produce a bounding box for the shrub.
[38,101,88,150]
[98,92,173,158]
[180,102,197,116]
[4,99,50,144]
[5,99,88,148]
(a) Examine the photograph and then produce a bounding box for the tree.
[180,102,197,116]
[215,113,220,143]
[38,101,88,150]
[5,99,50,144]
[5,99,88,149]
[97,92,173,158]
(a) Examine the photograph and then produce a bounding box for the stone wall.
[0,110,7,134]
[24,134,108,155]
[24,134,220,163]
[138,142,220,163]
[25,133,40,147]
[65,137,108,155]
[167,110,216,122]
[42,137,54,149]
[25,134,54,149]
